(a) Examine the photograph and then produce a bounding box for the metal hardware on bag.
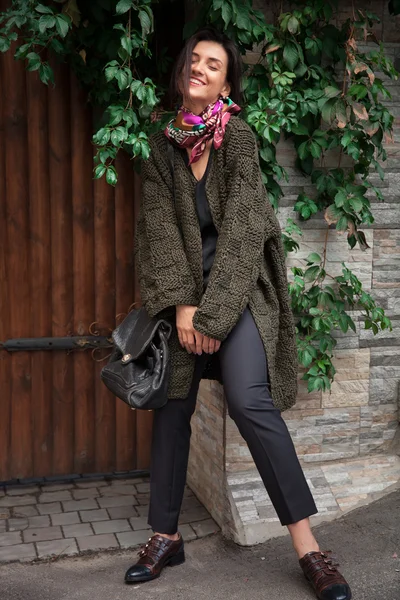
[121,353,132,363]
[131,408,136,411]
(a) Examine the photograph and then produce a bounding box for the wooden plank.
[27,67,53,477]
[114,153,137,470]
[48,57,74,475]
[93,166,116,472]
[70,73,95,473]
[0,47,11,480]
[3,44,32,478]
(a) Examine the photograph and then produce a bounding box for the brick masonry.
[0,477,219,563]
[188,1,400,545]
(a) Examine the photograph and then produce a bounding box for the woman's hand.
[176,305,221,354]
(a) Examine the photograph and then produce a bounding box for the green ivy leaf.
[307,252,322,264]
[94,164,106,179]
[304,265,320,282]
[116,0,133,15]
[38,63,54,85]
[38,15,56,33]
[26,52,41,71]
[35,4,54,14]
[139,9,153,37]
[221,2,232,26]
[324,86,341,98]
[283,41,299,70]
[287,16,299,34]
[106,166,118,186]
[55,14,70,38]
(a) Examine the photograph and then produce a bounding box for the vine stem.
[322,224,330,271]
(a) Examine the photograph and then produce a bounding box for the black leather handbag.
[100,307,173,410]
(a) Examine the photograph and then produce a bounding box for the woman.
[128,27,352,600]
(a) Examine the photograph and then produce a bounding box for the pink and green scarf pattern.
[164,96,241,165]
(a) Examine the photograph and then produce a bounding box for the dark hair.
[170,27,243,106]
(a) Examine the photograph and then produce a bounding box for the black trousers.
[148,306,318,534]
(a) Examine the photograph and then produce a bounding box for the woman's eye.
[209,66,217,71]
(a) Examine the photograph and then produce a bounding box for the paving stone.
[23,526,62,543]
[129,516,150,531]
[179,523,197,541]
[136,494,150,505]
[36,538,79,559]
[8,518,28,531]
[135,482,150,494]
[0,496,37,508]
[178,507,211,525]
[62,523,93,538]
[0,522,6,533]
[5,486,40,496]
[62,499,99,512]
[77,533,119,552]
[0,532,22,546]
[100,485,137,497]
[71,488,100,500]
[39,483,75,492]
[0,509,10,519]
[38,502,62,515]
[107,506,138,520]
[75,480,108,489]
[97,496,138,509]
[12,506,38,518]
[0,543,36,562]
[38,491,73,503]
[92,519,131,535]
[134,505,149,517]
[79,509,109,523]
[190,519,219,537]
[51,512,80,527]
[110,478,143,486]
[116,529,152,549]
[28,516,51,529]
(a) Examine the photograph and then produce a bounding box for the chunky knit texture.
[134,116,298,412]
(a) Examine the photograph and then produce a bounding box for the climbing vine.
[0,0,398,392]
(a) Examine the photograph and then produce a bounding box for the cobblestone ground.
[0,474,219,563]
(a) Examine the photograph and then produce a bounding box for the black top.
[182,148,218,290]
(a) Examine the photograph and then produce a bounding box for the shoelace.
[316,550,340,571]
[138,535,166,564]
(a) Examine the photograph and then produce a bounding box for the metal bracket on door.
[1,336,112,352]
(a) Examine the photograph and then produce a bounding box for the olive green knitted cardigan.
[134,116,298,412]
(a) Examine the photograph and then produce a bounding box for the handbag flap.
[112,307,172,359]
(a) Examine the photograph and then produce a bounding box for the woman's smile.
[189,77,206,86]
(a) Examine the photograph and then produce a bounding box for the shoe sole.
[125,552,186,584]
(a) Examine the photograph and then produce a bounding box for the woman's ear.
[221,81,231,99]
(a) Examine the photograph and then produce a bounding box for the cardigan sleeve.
[134,136,198,319]
[192,123,281,341]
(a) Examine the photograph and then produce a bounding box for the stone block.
[36,538,78,559]
[129,516,150,531]
[178,524,197,541]
[37,502,62,516]
[116,530,152,549]
[7,518,28,531]
[92,519,131,535]
[12,506,38,518]
[190,519,219,537]
[71,489,100,500]
[5,486,40,496]
[38,490,73,504]
[97,496,138,509]
[0,543,36,562]
[75,480,109,489]
[23,526,62,544]
[0,496,37,508]
[79,509,109,523]
[62,523,93,538]
[51,512,80,527]
[0,532,22,546]
[62,499,99,513]
[77,534,119,552]
[107,505,139,520]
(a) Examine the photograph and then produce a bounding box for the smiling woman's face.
[182,40,231,111]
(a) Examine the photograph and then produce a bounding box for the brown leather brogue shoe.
[124,533,185,584]
[299,550,352,600]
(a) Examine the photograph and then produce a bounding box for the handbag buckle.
[121,353,132,363]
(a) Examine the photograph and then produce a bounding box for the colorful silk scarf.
[164,96,241,164]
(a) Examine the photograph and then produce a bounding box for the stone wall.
[187,1,400,544]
